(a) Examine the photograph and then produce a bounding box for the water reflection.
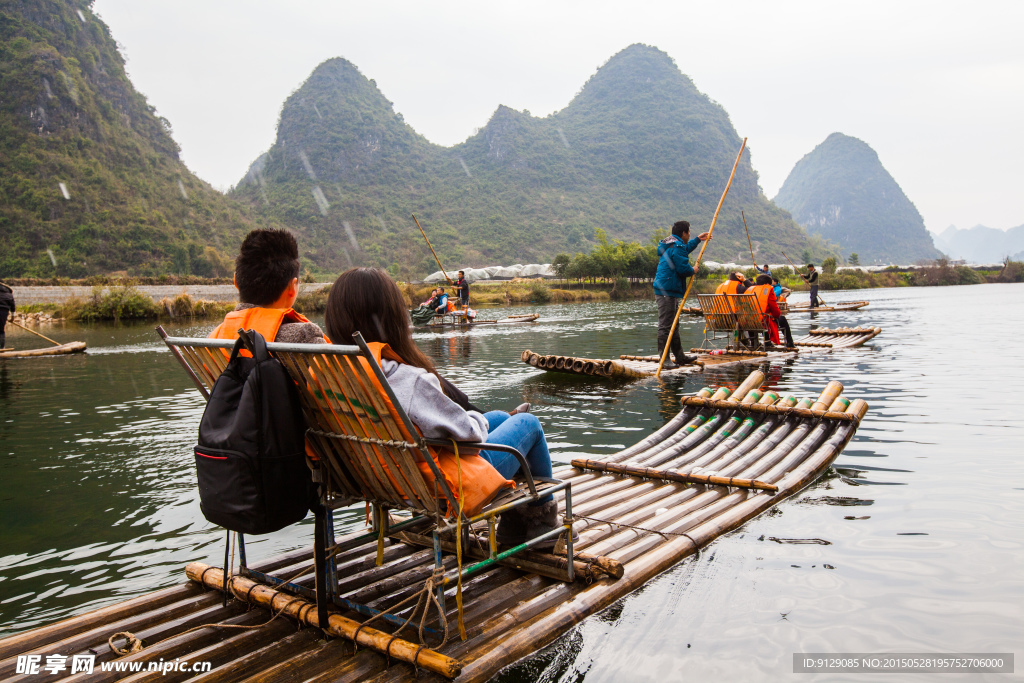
[1,286,1022,680]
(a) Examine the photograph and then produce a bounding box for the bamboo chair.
[696,293,768,351]
[157,326,574,632]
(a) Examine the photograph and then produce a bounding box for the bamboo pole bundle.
[570,459,778,492]
[691,348,768,357]
[576,388,853,560]
[562,381,840,552]
[185,563,462,679]
[459,396,867,683]
[678,397,861,422]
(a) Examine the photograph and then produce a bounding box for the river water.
[1,285,1021,680]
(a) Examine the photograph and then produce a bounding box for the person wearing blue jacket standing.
[652,220,712,368]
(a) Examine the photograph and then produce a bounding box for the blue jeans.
[481,411,553,503]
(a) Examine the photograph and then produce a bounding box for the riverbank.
[10,260,1022,323]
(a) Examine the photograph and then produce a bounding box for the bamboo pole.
[413,214,453,285]
[570,459,778,492]
[741,211,756,268]
[6,319,61,346]
[657,138,747,376]
[185,563,462,679]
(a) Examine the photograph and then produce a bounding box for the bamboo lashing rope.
[741,210,756,268]
[657,138,747,376]
[413,214,453,285]
[6,319,62,346]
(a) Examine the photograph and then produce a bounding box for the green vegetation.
[0,0,271,278]
[774,133,942,264]
[232,45,827,279]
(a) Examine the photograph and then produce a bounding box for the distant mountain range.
[0,0,271,278]
[231,45,819,278]
[774,133,941,264]
[930,224,1024,263]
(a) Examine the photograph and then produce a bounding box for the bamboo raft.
[784,300,869,313]
[0,341,86,358]
[425,313,540,329]
[521,327,881,379]
[0,370,867,682]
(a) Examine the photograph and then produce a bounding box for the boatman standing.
[653,220,711,369]
[800,264,819,308]
[455,270,470,306]
[0,282,14,349]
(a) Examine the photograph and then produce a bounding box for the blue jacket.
[653,235,700,298]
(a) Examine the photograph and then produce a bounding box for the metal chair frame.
[696,293,769,352]
[158,326,574,632]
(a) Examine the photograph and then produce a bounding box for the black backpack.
[194,331,313,535]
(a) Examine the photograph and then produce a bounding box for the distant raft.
[522,326,881,379]
[0,341,86,358]
[425,313,540,329]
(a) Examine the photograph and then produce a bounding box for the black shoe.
[660,359,679,370]
[674,354,698,365]
[498,501,578,552]
[496,507,529,547]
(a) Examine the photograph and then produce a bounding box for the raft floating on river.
[521,326,881,379]
[423,313,540,329]
[0,369,868,683]
[0,341,86,358]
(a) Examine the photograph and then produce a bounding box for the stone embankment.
[12,283,333,306]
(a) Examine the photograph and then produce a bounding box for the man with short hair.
[800,264,820,308]
[455,270,470,306]
[652,220,711,369]
[209,229,326,344]
[758,263,772,277]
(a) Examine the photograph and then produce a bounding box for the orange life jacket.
[748,284,775,315]
[209,306,313,345]
[357,342,515,517]
[715,279,741,296]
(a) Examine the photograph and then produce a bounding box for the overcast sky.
[93,0,1024,233]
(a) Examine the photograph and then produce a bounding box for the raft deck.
[0,371,868,683]
[681,300,870,315]
[521,327,882,379]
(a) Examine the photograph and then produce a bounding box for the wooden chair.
[696,293,768,351]
[157,326,574,631]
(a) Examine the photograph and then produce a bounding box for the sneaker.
[510,402,531,415]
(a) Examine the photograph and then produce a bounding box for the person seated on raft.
[772,276,791,303]
[209,228,326,343]
[421,288,440,308]
[715,270,754,296]
[749,274,794,349]
[323,267,564,548]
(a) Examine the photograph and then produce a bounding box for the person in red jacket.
[748,274,793,348]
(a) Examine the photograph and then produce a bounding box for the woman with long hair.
[324,267,563,547]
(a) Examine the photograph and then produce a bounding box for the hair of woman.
[325,267,439,376]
